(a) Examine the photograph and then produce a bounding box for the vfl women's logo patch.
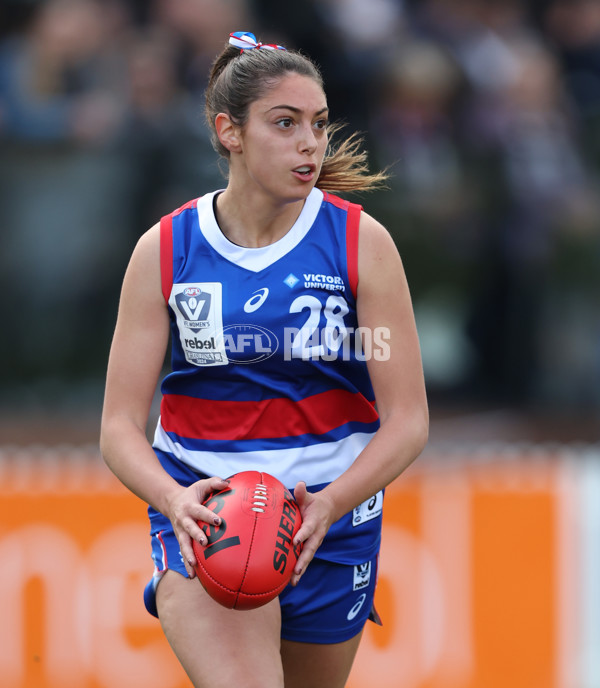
[175,287,211,332]
[170,282,228,367]
[353,562,371,591]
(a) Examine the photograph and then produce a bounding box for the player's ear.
[215,113,242,153]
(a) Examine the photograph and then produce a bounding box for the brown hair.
[205,42,388,193]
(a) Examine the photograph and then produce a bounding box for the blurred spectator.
[150,0,251,95]
[369,39,467,222]
[542,0,600,177]
[543,0,600,120]
[462,35,600,404]
[0,0,245,395]
[398,0,600,406]
[0,0,126,144]
[117,25,222,235]
[318,0,406,52]
[412,0,531,95]
[318,0,409,129]
[251,0,408,130]
[366,38,479,392]
[0,2,139,387]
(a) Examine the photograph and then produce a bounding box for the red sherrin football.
[192,471,303,610]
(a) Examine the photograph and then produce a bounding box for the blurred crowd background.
[0,0,598,443]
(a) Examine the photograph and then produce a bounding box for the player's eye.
[276,118,294,129]
[314,118,328,130]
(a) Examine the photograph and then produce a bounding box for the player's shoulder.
[355,210,404,300]
[358,211,398,257]
[125,222,161,280]
[136,221,161,253]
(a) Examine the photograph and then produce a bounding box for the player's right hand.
[165,477,230,578]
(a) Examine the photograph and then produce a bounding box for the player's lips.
[292,164,316,181]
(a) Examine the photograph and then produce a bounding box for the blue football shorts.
[144,509,380,643]
[143,452,382,643]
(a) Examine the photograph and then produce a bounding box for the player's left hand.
[290,481,335,586]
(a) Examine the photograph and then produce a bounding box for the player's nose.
[298,123,318,154]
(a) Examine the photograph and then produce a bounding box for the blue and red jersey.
[152,187,382,563]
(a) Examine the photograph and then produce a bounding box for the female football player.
[100,31,428,688]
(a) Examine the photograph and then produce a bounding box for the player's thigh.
[280,631,363,688]
[156,570,284,688]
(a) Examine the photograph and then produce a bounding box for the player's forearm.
[321,407,428,524]
[100,415,184,516]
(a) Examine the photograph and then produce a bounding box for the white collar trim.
[196,188,323,272]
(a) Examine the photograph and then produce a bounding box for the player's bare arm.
[100,225,228,577]
[292,212,428,582]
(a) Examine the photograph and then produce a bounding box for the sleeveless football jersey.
[152,187,383,563]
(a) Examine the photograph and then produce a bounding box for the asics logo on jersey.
[347,593,367,621]
[244,288,269,313]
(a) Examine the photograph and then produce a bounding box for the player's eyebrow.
[268,105,329,116]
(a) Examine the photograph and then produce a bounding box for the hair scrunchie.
[229,31,286,52]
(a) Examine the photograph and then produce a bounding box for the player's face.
[237,72,329,203]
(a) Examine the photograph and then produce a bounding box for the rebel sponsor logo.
[184,336,218,350]
[223,324,278,364]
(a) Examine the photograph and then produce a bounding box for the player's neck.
[214,187,306,249]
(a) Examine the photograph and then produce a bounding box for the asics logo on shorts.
[347,593,367,621]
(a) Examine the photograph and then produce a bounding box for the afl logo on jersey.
[223,324,278,364]
[243,287,269,313]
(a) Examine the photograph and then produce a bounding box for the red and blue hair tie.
[229,31,286,52]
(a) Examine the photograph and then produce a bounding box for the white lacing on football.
[251,483,268,512]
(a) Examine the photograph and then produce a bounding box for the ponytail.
[318,125,389,193]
